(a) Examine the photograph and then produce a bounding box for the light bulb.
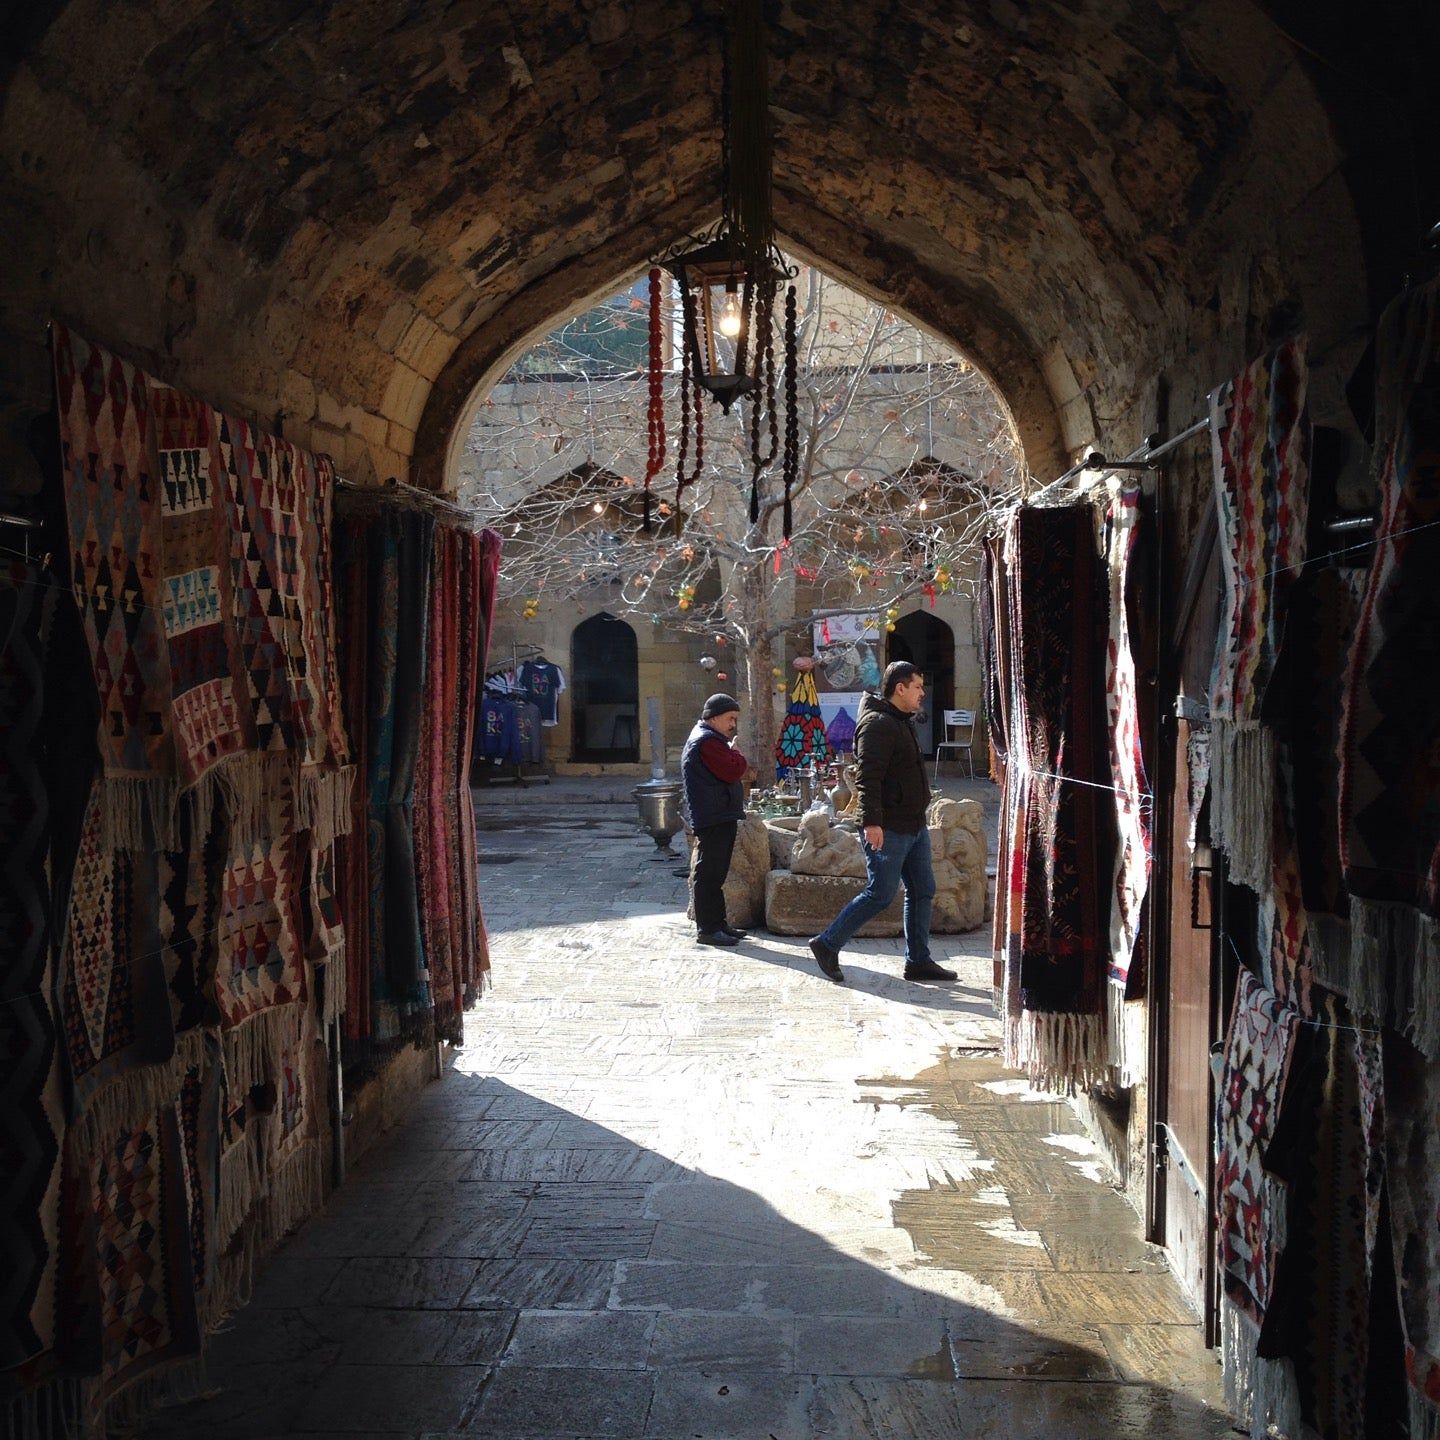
[591,501,605,513]
[718,292,742,338]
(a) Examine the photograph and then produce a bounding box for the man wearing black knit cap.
[681,693,749,947]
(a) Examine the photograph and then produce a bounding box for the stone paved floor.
[146,785,1231,1439]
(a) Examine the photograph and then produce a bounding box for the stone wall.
[4,0,1428,567]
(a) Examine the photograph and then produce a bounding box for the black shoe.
[723,926,749,940]
[809,937,845,983]
[697,930,740,948]
[904,958,957,982]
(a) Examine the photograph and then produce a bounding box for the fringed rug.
[59,788,196,1159]
[52,323,179,852]
[1217,968,1300,1429]
[1003,504,1115,1090]
[151,386,256,834]
[87,1103,203,1416]
[1103,487,1151,1085]
[0,561,65,1371]
[1278,566,1364,992]
[334,511,373,1056]
[214,798,307,1094]
[1208,335,1310,893]
[1259,989,1385,1440]
[471,529,503,986]
[1339,278,1440,1058]
[1384,1035,1440,1439]
[262,996,326,1244]
[416,531,461,1038]
[175,1037,222,1326]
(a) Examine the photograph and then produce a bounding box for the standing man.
[810,661,956,984]
[681,693,749,948]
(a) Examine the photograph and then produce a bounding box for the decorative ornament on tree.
[792,655,815,672]
[699,655,717,670]
[716,671,729,681]
[774,667,828,769]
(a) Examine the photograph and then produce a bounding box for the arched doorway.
[570,612,640,762]
[887,611,955,756]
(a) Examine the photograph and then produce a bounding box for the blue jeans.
[816,828,935,966]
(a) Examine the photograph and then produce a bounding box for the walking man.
[810,662,956,984]
[681,693,749,948]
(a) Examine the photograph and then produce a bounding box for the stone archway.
[570,611,640,763]
[887,610,956,757]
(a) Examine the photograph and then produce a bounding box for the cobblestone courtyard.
[147,779,1230,1439]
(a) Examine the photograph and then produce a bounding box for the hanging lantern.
[646,0,802,538]
[699,655,717,671]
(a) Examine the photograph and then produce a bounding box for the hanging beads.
[642,267,666,533]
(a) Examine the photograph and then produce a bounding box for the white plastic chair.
[933,708,976,780]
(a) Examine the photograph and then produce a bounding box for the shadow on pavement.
[139,1069,1234,1440]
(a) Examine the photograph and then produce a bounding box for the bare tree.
[462,265,1025,767]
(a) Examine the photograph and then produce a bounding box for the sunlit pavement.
[145,780,1229,1439]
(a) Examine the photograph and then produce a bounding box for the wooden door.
[1148,502,1224,1333]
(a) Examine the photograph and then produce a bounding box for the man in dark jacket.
[809,662,956,984]
[681,693,749,948]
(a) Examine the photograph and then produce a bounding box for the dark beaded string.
[782,282,798,538]
[748,280,778,524]
[642,267,666,533]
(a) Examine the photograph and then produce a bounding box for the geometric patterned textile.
[1001,503,1116,1090]
[52,323,178,851]
[1276,566,1365,992]
[213,805,306,1092]
[89,1104,201,1404]
[1384,1035,1440,1437]
[1216,968,1299,1332]
[1259,989,1385,1440]
[59,787,179,1147]
[151,385,254,803]
[1339,278,1440,1056]
[416,533,461,1038]
[1207,336,1310,893]
[52,325,355,857]
[1103,486,1151,993]
[0,560,65,1370]
[415,525,494,1039]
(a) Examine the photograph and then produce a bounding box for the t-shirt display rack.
[477,641,551,786]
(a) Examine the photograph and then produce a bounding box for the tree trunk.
[735,559,780,781]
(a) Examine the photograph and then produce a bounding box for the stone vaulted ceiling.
[0,0,1433,499]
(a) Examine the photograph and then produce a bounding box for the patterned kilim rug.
[151,386,256,831]
[1002,503,1116,1090]
[86,1105,202,1413]
[334,511,373,1056]
[175,1038,222,1328]
[1339,278,1440,1058]
[52,324,179,852]
[416,531,460,1037]
[1103,486,1151,1085]
[383,511,434,1027]
[1217,968,1300,1426]
[0,561,65,1372]
[259,1002,322,1241]
[59,789,195,1157]
[291,452,355,848]
[159,807,225,1040]
[1259,989,1385,1440]
[213,794,307,1093]
[1384,1035,1440,1440]
[1208,335,1311,894]
[1277,567,1365,993]
[471,529,503,986]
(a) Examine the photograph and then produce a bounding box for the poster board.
[810,614,882,754]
